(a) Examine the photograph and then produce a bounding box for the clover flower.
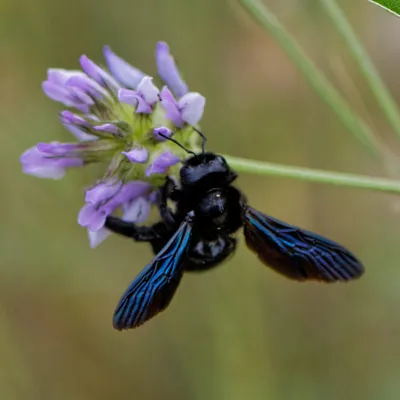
[20,42,205,247]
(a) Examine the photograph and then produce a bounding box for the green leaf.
[369,0,400,16]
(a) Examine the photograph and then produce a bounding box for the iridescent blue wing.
[113,220,193,330]
[243,206,364,282]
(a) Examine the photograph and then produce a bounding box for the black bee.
[105,132,364,330]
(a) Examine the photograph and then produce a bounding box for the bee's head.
[157,128,237,192]
[180,152,237,191]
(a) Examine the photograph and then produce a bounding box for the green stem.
[320,0,400,139]
[239,0,380,155]
[225,155,400,193]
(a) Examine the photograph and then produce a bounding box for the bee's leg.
[105,216,167,242]
[159,177,181,226]
[185,235,237,272]
[106,216,176,256]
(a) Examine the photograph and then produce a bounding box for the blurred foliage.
[2,0,400,399]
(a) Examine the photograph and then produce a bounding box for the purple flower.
[118,77,159,114]
[22,41,206,247]
[179,92,206,125]
[78,180,152,231]
[146,151,180,176]
[103,45,145,89]
[78,203,108,231]
[36,142,81,155]
[20,143,84,179]
[156,42,188,98]
[113,181,153,205]
[42,70,95,113]
[88,228,112,248]
[160,87,205,127]
[85,181,123,204]
[153,126,173,141]
[60,111,98,142]
[66,74,109,100]
[93,123,121,136]
[122,195,152,222]
[80,55,120,92]
[88,196,152,247]
[122,147,148,163]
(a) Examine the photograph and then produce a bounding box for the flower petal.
[103,46,145,89]
[118,88,137,106]
[80,55,119,92]
[159,86,183,127]
[68,87,95,112]
[122,147,148,163]
[22,164,66,179]
[179,92,205,125]
[37,141,84,155]
[85,181,123,204]
[113,181,153,204]
[60,111,97,141]
[66,74,109,99]
[42,81,77,107]
[65,124,97,142]
[79,181,151,232]
[93,123,120,135]
[137,76,159,105]
[78,203,107,231]
[42,81,93,113]
[118,88,152,114]
[60,110,88,126]
[88,228,112,248]
[21,161,66,179]
[20,145,83,179]
[89,196,152,248]
[135,97,153,114]
[122,196,151,222]
[153,126,173,141]
[156,42,188,98]
[78,203,97,225]
[146,151,180,176]
[47,69,84,85]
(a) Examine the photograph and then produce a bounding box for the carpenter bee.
[105,131,364,330]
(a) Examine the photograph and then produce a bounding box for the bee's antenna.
[157,132,197,157]
[192,127,207,154]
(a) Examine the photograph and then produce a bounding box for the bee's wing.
[113,220,193,330]
[243,206,364,282]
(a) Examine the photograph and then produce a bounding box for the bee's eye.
[216,155,227,165]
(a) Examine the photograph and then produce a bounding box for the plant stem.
[225,154,400,193]
[239,0,380,155]
[321,0,400,139]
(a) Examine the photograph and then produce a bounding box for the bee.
[106,131,364,330]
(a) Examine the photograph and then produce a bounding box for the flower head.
[21,42,206,246]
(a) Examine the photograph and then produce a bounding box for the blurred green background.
[2,0,400,399]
